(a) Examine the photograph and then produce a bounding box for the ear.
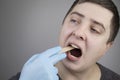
[102,42,113,56]
[106,41,113,50]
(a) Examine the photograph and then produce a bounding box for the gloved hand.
[19,46,66,80]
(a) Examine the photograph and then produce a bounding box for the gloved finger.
[25,54,39,65]
[41,46,61,57]
[50,53,66,65]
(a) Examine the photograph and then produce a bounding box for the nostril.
[79,36,85,40]
[72,31,86,40]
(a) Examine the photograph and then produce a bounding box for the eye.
[90,27,100,34]
[70,18,81,25]
[70,19,78,24]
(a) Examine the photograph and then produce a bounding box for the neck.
[56,62,101,80]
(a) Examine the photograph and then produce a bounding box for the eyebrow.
[71,11,85,18]
[71,11,105,31]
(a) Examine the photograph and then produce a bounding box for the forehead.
[70,2,113,30]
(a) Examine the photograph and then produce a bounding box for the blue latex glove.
[19,46,66,80]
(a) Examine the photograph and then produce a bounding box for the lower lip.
[66,52,81,61]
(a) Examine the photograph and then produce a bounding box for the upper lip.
[66,42,83,54]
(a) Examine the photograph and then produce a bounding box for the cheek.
[87,39,108,58]
[59,25,73,47]
[85,43,106,65]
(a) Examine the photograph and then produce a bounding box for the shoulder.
[97,63,120,80]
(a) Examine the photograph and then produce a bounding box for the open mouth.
[67,44,82,58]
[69,48,82,57]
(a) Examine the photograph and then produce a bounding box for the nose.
[72,27,86,41]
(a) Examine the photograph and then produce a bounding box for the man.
[10,0,120,80]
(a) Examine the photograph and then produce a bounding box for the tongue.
[70,48,82,57]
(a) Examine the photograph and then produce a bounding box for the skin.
[57,2,113,80]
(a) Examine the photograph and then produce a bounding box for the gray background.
[0,0,120,80]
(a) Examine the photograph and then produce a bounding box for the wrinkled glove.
[19,46,66,80]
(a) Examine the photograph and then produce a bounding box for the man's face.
[59,2,113,71]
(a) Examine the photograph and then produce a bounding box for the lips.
[66,44,82,61]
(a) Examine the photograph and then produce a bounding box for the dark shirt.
[9,63,120,80]
[98,63,120,80]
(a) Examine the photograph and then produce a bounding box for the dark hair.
[63,0,120,42]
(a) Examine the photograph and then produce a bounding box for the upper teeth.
[71,44,78,49]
